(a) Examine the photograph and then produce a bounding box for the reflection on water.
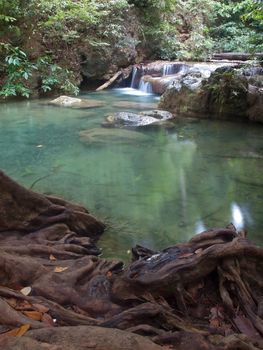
[0,89,263,261]
[231,202,245,230]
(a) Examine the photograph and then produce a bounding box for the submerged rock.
[103,110,174,128]
[79,128,150,144]
[49,96,105,109]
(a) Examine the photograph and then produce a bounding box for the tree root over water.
[0,170,263,349]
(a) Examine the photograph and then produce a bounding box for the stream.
[1,88,263,261]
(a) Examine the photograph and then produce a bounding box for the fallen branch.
[96,71,123,91]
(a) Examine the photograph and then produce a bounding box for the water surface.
[1,89,263,261]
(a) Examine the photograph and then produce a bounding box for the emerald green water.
[1,89,263,261]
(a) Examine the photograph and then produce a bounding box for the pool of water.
[1,89,263,261]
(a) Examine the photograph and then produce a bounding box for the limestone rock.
[49,96,105,109]
[103,110,174,128]
[159,65,263,123]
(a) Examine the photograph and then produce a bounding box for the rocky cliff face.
[79,9,140,82]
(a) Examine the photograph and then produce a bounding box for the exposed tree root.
[0,170,263,349]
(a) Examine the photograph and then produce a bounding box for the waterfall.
[162,64,174,76]
[138,80,153,94]
[129,62,190,94]
[130,67,138,88]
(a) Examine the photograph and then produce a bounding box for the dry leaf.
[20,286,32,296]
[106,271,112,278]
[1,324,30,338]
[23,311,42,321]
[194,248,203,255]
[54,266,68,273]
[16,324,30,337]
[210,318,220,328]
[49,254,56,261]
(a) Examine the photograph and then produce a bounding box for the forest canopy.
[0,0,262,98]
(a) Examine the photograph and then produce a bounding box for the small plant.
[204,69,248,114]
[37,56,79,96]
[0,44,35,98]
[0,45,79,98]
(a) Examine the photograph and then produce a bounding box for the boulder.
[159,65,263,123]
[79,128,150,144]
[139,75,173,94]
[103,110,174,128]
[49,96,105,109]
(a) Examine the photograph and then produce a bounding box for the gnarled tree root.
[0,170,263,349]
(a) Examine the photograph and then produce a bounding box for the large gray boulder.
[103,110,174,128]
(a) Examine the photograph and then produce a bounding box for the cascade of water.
[162,64,174,76]
[178,64,190,75]
[138,80,153,94]
[130,67,138,88]
[130,63,190,94]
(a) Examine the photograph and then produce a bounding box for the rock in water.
[103,110,174,128]
[159,65,263,123]
[79,128,151,144]
[49,96,105,109]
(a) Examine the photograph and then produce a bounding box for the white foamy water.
[114,88,153,96]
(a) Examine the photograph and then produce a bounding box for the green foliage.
[242,0,263,25]
[0,44,34,98]
[141,0,262,59]
[0,44,79,98]
[37,57,79,95]
[204,69,248,113]
[139,0,216,61]
[210,0,263,53]
[129,0,176,10]
[1,0,262,100]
